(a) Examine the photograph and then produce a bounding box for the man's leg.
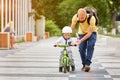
[85,32,97,72]
[78,34,87,69]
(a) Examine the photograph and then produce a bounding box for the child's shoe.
[59,67,62,72]
[71,65,75,71]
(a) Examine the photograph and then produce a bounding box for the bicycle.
[54,43,76,73]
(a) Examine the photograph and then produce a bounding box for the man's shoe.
[84,65,90,72]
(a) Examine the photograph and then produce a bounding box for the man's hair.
[77,8,87,23]
[77,7,99,25]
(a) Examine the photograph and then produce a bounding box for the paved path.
[0,36,120,80]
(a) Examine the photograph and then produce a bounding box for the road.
[0,36,120,80]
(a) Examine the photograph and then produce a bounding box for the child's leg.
[59,51,64,67]
[68,50,75,71]
[67,50,75,66]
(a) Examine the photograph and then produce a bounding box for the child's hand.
[70,42,77,46]
[55,43,59,47]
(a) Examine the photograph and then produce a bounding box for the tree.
[58,0,88,29]
[45,20,61,36]
[84,0,110,27]
[32,0,120,35]
[31,0,45,20]
[32,0,63,27]
[106,0,120,34]
[58,0,110,28]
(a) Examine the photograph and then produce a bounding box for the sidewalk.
[0,42,39,57]
[0,35,119,80]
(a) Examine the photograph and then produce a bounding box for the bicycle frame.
[54,44,70,66]
[61,48,70,66]
[54,43,76,73]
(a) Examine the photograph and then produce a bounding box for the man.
[71,8,98,72]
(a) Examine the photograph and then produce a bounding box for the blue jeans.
[78,32,97,66]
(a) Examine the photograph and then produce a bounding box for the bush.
[45,20,61,36]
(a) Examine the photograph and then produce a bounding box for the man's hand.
[77,39,82,45]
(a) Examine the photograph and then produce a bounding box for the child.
[55,26,76,72]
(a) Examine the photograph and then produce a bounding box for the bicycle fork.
[61,50,70,67]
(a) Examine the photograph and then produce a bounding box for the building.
[0,0,34,36]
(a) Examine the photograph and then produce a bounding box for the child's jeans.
[59,50,75,67]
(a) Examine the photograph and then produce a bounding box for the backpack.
[77,7,99,26]
[85,7,99,25]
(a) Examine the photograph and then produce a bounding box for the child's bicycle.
[54,44,76,73]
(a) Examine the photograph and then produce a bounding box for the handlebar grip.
[74,44,77,46]
[54,45,57,47]
[68,42,77,46]
[54,44,77,47]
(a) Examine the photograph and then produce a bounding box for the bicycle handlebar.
[54,44,77,47]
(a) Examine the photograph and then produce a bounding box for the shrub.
[45,20,61,36]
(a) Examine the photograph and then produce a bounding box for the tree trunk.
[111,11,117,35]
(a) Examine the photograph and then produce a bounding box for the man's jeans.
[78,32,97,66]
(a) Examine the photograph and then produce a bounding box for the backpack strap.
[87,14,92,25]
[76,14,80,23]
[93,12,99,25]
[85,7,99,25]
[87,13,99,25]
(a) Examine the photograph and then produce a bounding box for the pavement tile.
[69,77,112,80]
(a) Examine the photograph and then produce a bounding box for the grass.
[98,28,120,38]
[15,38,25,43]
[105,34,120,38]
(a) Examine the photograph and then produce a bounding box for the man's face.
[63,33,71,40]
[78,9,87,23]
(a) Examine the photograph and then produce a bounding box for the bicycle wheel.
[67,66,70,72]
[64,66,67,73]
[63,59,67,73]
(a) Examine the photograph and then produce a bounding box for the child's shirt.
[55,36,75,51]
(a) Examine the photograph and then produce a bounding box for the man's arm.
[77,16,95,44]
[79,27,93,42]
[71,23,76,31]
[71,14,77,31]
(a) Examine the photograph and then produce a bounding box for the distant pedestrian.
[4,21,15,49]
